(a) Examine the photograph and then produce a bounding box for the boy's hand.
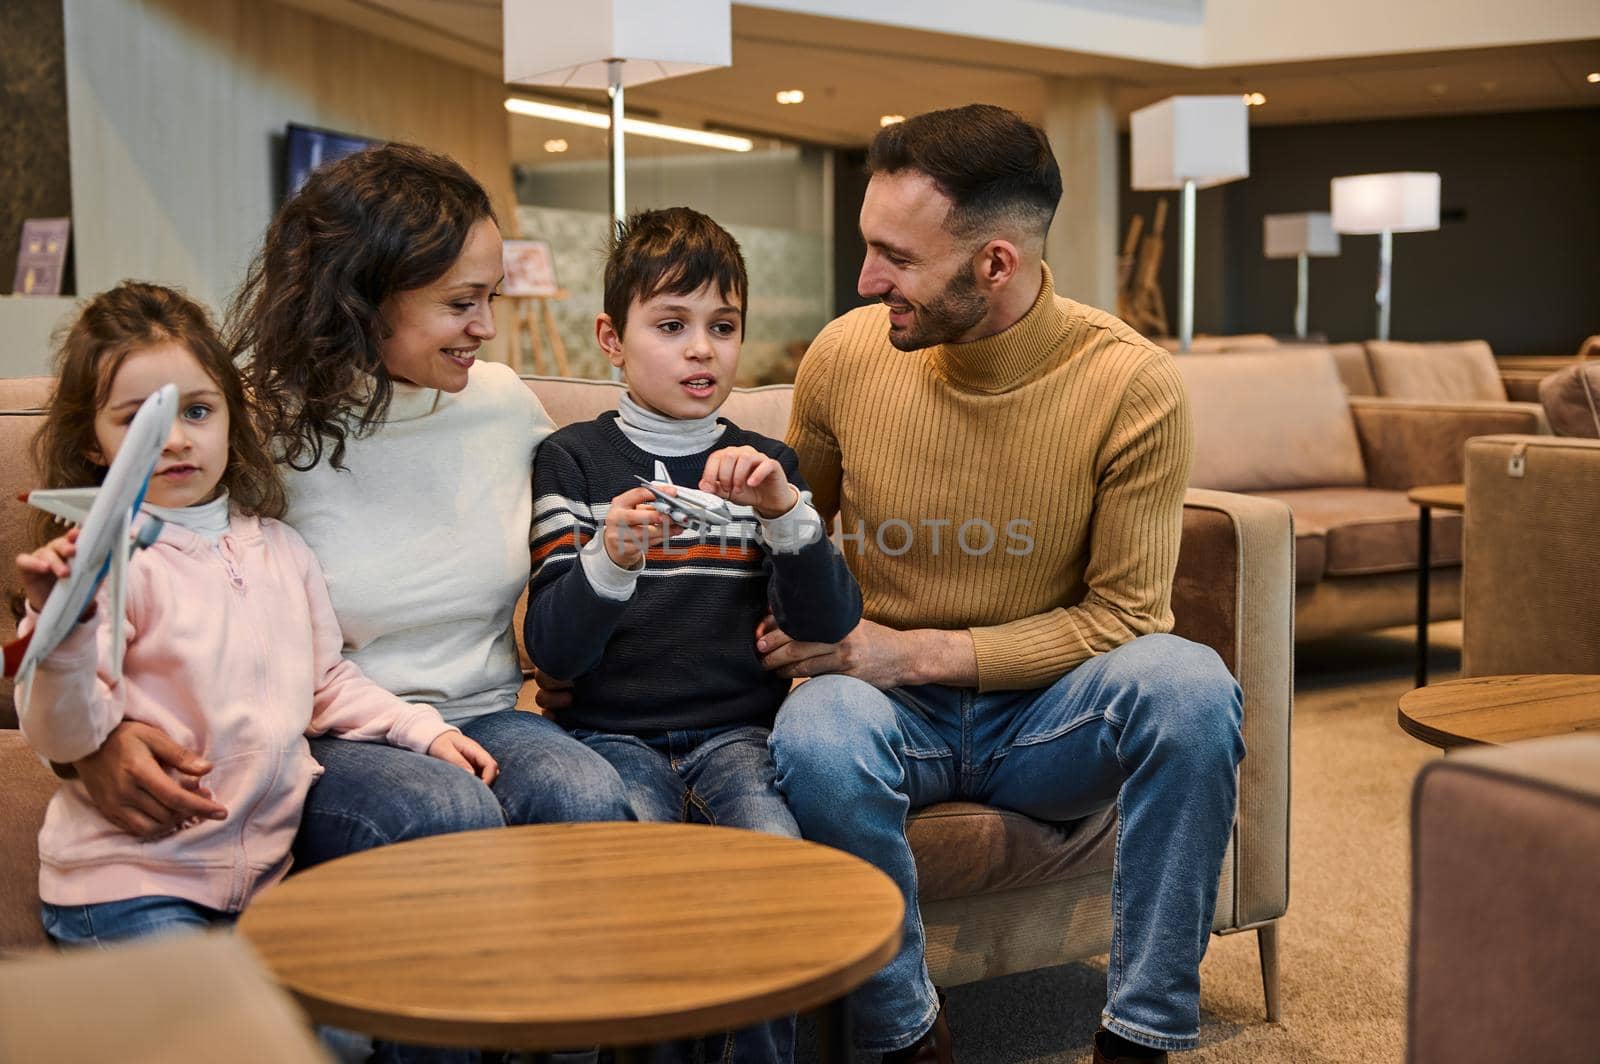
[427,731,499,784]
[700,446,800,519]
[16,528,83,614]
[604,486,679,569]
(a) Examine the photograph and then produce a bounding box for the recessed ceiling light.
[543,138,568,153]
[775,89,805,105]
[1242,92,1267,107]
[880,114,906,127]
[1588,72,1600,84]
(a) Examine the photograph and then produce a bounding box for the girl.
[14,282,496,947]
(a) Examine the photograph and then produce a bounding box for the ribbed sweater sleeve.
[763,448,861,644]
[525,435,631,681]
[787,336,843,523]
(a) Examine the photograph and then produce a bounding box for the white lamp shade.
[1330,172,1440,235]
[1264,212,1340,258]
[1130,96,1250,191]
[505,0,732,89]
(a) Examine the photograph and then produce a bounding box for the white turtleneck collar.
[144,492,232,544]
[616,392,726,457]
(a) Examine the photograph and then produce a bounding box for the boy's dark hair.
[231,143,496,472]
[867,104,1062,243]
[604,208,748,337]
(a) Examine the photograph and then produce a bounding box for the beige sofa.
[1,373,1295,1025]
[1408,735,1600,1063]
[1174,349,1546,641]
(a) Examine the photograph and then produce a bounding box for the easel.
[504,292,571,377]
[1120,198,1170,340]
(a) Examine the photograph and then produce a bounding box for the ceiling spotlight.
[1242,92,1267,107]
[543,138,569,153]
[1588,72,1600,84]
[775,89,805,105]
[880,114,906,127]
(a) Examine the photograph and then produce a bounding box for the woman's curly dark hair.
[229,142,496,471]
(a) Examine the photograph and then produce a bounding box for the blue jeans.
[42,895,234,947]
[767,634,1245,1054]
[574,724,799,1064]
[298,709,634,1064]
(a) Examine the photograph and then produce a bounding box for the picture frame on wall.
[13,217,70,297]
[502,239,561,298]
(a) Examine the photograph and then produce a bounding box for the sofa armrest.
[0,730,55,953]
[1409,735,1600,1063]
[1461,434,1600,677]
[1348,397,1548,490]
[1173,489,1294,929]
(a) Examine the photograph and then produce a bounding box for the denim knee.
[1108,634,1244,763]
[770,675,902,797]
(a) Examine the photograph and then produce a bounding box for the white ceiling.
[291,0,1600,164]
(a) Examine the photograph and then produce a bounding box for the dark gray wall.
[1,0,73,296]
[1120,107,1600,355]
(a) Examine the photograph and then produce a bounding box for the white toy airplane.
[634,460,734,531]
[3,384,177,686]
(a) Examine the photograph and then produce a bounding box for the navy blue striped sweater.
[525,412,862,734]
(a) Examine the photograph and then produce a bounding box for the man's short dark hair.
[867,104,1062,243]
[604,207,748,337]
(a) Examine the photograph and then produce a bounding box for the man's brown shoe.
[1091,1028,1168,1064]
[881,993,953,1064]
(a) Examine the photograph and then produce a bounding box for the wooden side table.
[239,822,902,1056]
[1398,673,1600,749]
[1406,483,1465,687]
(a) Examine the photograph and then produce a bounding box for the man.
[755,104,1245,1064]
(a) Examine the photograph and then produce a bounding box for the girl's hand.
[16,528,82,613]
[427,731,499,784]
[700,446,799,519]
[604,485,679,569]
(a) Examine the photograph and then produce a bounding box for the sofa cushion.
[0,410,46,727]
[1176,349,1368,493]
[908,801,1115,901]
[1328,343,1377,396]
[1366,341,1506,401]
[1255,487,1461,576]
[1538,363,1600,439]
[0,731,54,952]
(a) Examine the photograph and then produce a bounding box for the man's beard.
[885,266,988,352]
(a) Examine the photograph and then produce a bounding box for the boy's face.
[599,282,742,421]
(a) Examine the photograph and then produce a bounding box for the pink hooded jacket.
[17,514,456,912]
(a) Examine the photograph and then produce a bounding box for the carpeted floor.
[799,623,1459,1064]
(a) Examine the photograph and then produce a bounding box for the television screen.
[284,123,380,199]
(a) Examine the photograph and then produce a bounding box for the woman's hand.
[700,446,799,519]
[71,721,228,839]
[427,731,499,784]
[604,486,679,569]
[16,528,84,613]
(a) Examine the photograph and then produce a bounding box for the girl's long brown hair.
[230,143,496,471]
[28,282,285,552]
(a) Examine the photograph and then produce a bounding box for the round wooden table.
[1398,673,1600,749]
[238,822,903,1053]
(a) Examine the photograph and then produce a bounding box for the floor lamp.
[1330,172,1440,342]
[1130,96,1250,353]
[1264,212,1340,340]
[503,0,732,237]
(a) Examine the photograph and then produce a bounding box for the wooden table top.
[1398,674,1600,749]
[239,822,903,1051]
[1406,483,1465,511]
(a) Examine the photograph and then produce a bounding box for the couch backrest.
[523,375,794,437]
[1366,340,1506,401]
[1175,349,1368,493]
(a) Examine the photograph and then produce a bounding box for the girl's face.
[377,217,503,393]
[92,342,230,510]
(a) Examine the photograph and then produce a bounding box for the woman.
[63,148,631,913]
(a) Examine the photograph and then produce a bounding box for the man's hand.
[755,615,972,690]
[700,446,800,519]
[531,666,574,714]
[72,721,229,839]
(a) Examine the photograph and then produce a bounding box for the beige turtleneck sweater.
[786,266,1193,691]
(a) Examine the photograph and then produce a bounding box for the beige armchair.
[1408,735,1600,1063]
[1461,434,1600,676]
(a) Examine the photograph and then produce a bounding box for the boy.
[524,207,862,1064]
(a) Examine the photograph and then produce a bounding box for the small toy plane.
[3,384,177,686]
[634,460,734,531]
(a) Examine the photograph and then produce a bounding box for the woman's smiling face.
[377,217,503,392]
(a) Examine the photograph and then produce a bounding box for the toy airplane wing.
[3,384,176,685]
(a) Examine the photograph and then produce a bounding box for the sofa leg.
[1257,921,1282,1022]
